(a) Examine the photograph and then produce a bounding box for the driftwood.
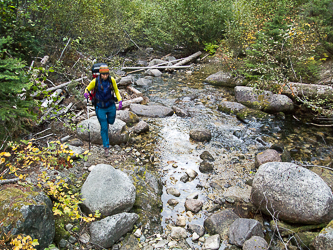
[41,89,63,108]
[45,77,87,93]
[60,135,71,143]
[58,38,71,62]
[173,51,202,66]
[39,96,65,123]
[121,97,143,108]
[127,86,143,97]
[122,65,191,70]
[0,178,20,185]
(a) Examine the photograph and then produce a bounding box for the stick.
[124,58,184,75]
[41,89,63,108]
[126,86,143,97]
[0,178,20,185]
[58,38,71,62]
[35,134,54,140]
[120,97,143,108]
[32,128,51,137]
[123,29,141,50]
[28,60,34,72]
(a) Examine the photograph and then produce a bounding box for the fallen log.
[127,86,143,97]
[39,95,65,124]
[41,89,63,108]
[121,65,191,70]
[121,97,144,108]
[0,178,20,185]
[173,51,202,66]
[44,77,87,93]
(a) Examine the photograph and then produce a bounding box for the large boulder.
[251,162,333,224]
[204,209,240,237]
[130,104,174,118]
[218,101,246,115]
[116,110,139,126]
[236,107,275,124]
[235,86,294,113]
[118,75,134,88]
[205,71,239,87]
[81,164,136,217]
[77,117,129,145]
[0,186,55,250]
[189,129,212,142]
[255,149,281,168]
[312,220,333,250]
[90,212,139,249]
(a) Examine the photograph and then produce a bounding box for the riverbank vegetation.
[1,0,332,141]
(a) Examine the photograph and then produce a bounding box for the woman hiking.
[84,65,122,156]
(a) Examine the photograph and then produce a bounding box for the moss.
[0,186,39,228]
[53,215,72,245]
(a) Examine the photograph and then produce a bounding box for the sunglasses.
[101,73,109,76]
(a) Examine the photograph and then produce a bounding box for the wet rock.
[167,199,179,206]
[236,107,275,124]
[229,218,264,247]
[134,228,142,238]
[200,151,215,162]
[199,160,214,173]
[243,236,268,250]
[130,104,174,118]
[218,101,247,115]
[77,117,129,145]
[255,149,281,168]
[154,239,168,248]
[116,110,140,126]
[204,209,240,237]
[120,234,141,250]
[79,233,90,244]
[118,75,134,88]
[188,224,205,237]
[202,234,220,250]
[189,129,212,142]
[204,71,234,87]
[68,138,83,146]
[180,174,189,183]
[0,186,55,250]
[175,216,186,227]
[251,162,333,224]
[170,227,187,239]
[145,69,162,77]
[235,86,294,113]
[132,121,149,134]
[136,78,152,87]
[166,187,180,197]
[81,164,136,217]
[185,199,203,213]
[172,106,189,117]
[136,60,148,67]
[192,232,200,241]
[90,213,138,248]
[186,169,198,179]
[186,192,199,200]
[148,59,168,67]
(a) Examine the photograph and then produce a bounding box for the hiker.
[84,65,122,156]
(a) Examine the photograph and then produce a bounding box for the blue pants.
[95,104,116,148]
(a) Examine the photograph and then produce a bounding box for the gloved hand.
[84,92,89,99]
[118,101,122,110]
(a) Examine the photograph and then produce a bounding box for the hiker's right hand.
[84,93,89,99]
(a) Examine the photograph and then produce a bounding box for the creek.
[130,63,333,247]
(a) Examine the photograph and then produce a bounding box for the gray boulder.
[235,86,294,113]
[77,117,129,145]
[188,224,205,237]
[185,199,203,213]
[255,149,281,168]
[148,59,168,67]
[130,104,174,118]
[251,162,333,224]
[68,145,84,159]
[0,187,55,250]
[135,78,152,87]
[81,164,136,217]
[145,69,162,77]
[172,106,189,117]
[218,101,246,115]
[205,71,234,87]
[236,107,275,124]
[204,209,240,237]
[243,236,268,250]
[116,110,139,126]
[202,234,220,250]
[118,75,134,88]
[190,129,212,142]
[90,212,138,248]
[199,161,214,173]
[132,121,149,134]
[228,218,264,247]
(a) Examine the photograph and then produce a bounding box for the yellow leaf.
[32,239,39,246]
[0,158,5,164]
[53,209,63,216]
[0,152,11,157]
[83,150,89,155]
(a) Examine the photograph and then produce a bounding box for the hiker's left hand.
[118,101,122,110]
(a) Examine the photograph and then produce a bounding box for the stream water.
[132,64,333,247]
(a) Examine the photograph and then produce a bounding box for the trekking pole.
[86,96,91,151]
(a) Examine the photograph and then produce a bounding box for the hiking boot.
[104,148,109,157]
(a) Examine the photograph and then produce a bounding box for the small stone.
[180,174,189,183]
[88,165,96,172]
[168,241,178,248]
[154,239,168,248]
[134,228,142,238]
[172,163,178,168]
[59,239,68,248]
[68,235,77,244]
[171,227,187,239]
[186,211,194,217]
[186,169,198,179]
[167,199,179,206]
[186,192,199,200]
[176,216,186,227]
[185,199,203,213]
[199,237,205,242]
[166,187,181,197]
[79,233,90,244]
[192,232,200,241]
[65,224,74,231]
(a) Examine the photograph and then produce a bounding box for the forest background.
[1,0,332,142]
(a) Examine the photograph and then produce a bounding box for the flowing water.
[133,65,333,246]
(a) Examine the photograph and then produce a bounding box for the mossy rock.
[236,107,274,124]
[0,185,55,250]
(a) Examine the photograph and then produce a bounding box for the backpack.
[90,75,115,107]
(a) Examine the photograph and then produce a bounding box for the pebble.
[79,233,90,244]
[192,232,200,241]
[134,228,142,238]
